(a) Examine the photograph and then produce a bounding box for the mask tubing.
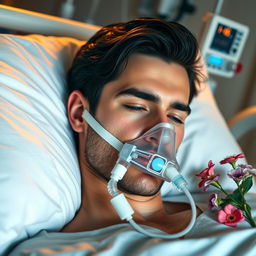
[108,179,118,197]
[108,161,197,238]
[128,185,197,239]
[108,161,129,197]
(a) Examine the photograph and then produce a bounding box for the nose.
[156,111,169,124]
[136,111,170,147]
[143,113,169,148]
[144,133,161,149]
[146,111,169,131]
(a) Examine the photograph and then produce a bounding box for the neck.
[62,161,166,232]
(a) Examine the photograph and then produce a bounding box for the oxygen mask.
[120,123,180,182]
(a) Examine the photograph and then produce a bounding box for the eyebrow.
[117,87,191,115]
[172,102,191,115]
[117,88,158,102]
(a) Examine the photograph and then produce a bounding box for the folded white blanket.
[9,200,256,256]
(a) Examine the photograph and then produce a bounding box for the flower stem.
[230,162,237,169]
[211,181,229,196]
[244,203,256,227]
[235,184,256,227]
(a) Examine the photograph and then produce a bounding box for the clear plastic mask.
[123,123,180,181]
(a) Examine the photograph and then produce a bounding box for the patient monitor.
[200,14,249,78]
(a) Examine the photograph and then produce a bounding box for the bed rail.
[228,106,256,139]
[0,4,101,40]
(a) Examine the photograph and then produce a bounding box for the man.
[9,18,256,256]
[62,17,202,235]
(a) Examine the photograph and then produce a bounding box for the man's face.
[84,54,190,196]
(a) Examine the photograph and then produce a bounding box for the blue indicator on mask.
[150,156,166,172]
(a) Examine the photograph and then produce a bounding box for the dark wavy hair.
[67,18,202,114]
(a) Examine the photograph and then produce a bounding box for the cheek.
[175,128,185,149]
[99,112,144,142]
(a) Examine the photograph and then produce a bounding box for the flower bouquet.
[196,154,256,227]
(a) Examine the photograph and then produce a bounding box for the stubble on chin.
[118,175,163,196]
[84,127,163,196]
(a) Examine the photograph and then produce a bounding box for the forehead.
[103,54,190,104]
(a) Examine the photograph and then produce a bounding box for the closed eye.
[168,115,184,124]
[123,104,147,111]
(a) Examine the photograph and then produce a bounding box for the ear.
[67,90,89,133]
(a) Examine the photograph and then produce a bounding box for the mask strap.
[82,110,123,151]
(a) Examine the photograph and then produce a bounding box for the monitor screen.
[210,23,237,54]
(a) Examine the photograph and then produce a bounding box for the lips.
[136,155,150,167]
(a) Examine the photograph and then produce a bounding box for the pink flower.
[217,204,245,227]
[196,161,220,191]
[198,174,220,192]
[220,154,244,165]
[238,164,256,176]
[209,193,219,210]
[196,160,215,179]
[228,167,249,181]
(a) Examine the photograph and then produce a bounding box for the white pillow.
[0,34,83,254]
[0,33,252,254]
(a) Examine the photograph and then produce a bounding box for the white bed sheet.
[9,196,256,256]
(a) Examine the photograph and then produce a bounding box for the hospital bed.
[0,4,255,256]
[228,106,256,140]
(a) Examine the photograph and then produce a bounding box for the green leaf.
[240,176,253,195]
[245,202,252,212]
[227,190,243,202]
[219,199,241,209]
